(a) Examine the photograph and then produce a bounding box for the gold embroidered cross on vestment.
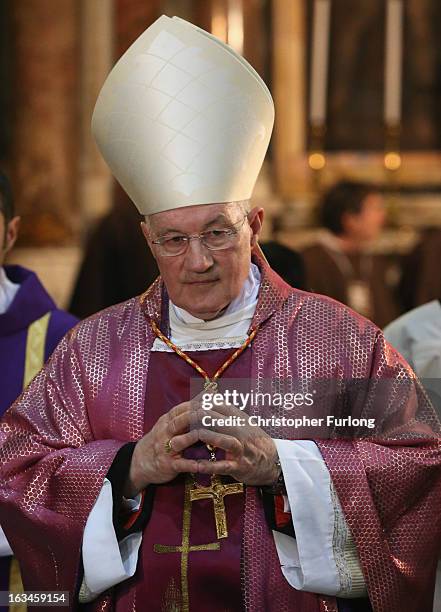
[154,478,220,612]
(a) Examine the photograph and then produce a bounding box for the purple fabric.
[0,556,11,612]
[0,265,78,417]
[337,600,372,612]
[0,265,78,612]
[120,348,251,612]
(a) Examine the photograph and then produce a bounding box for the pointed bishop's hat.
[92,15,274,216]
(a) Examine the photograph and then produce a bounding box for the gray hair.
[144,200,250,229]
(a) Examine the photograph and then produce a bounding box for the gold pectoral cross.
[190,475,244,539]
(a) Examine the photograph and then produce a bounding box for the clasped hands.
[126,397,279,497]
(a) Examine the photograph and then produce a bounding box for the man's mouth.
[186,279,219,285]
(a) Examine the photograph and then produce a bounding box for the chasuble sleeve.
[0,331,127,595]
[80,478,143,603]
[79,444,156,603]
[272,440,367,598]
[0,527,12,557]
[315,331,441,612]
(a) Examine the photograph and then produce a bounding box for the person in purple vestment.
[0,170,78,610]
[0,16,440,612]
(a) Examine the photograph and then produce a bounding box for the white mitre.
[92,15,274,215]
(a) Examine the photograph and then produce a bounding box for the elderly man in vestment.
[0,171,78,609]
[0,16,440,612]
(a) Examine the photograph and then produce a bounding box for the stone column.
[0,0,12,164]
[243,0,266,77]
[78,0,114,228]
[10,0,79,246]
[115,0,162,57]
[272,0,308,195]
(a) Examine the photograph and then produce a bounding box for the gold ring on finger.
[165,439,173,454]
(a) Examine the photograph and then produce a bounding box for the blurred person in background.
[384,293,441,612]
[260,240,305,289]
[0,170,78,611]
[398,226,441,313]
[384,297,441,381]
[301,181,399,328]
[69,186,159,319]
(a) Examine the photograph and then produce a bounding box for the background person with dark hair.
[398,226,441,313]
[301,181,399,328]
[0,170,78,610]
[260,241,305,290]
[68,189,159,319]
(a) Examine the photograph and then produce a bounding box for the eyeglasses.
[151,215,248,257]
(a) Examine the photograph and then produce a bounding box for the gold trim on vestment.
[23,312,51,388]
[9,556,26,612]
[154,478,221,612]
[162,578,181,612]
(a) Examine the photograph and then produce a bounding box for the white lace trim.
[152,336,249,352]
[330,481,367,598]
[330,481,352,596]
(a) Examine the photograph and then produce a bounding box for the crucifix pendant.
[189,475,244,539]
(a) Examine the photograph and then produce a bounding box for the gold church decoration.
[384,0,403,172]
[308,0,331,171]
[190,475,244,539]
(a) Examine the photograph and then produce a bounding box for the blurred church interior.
[1,0,441,326]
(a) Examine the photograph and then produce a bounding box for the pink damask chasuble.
[0,260,439,612]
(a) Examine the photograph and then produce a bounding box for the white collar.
[152,263,261,352]
[171,262,261,325]
[0,267,20,314]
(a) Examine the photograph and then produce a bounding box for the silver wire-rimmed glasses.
[151,215,248,257]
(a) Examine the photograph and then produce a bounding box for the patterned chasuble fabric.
[0,266,78,612]
[0,313,50,612]
[0,258,440,612]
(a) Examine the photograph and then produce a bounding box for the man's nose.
[184,238,214,272]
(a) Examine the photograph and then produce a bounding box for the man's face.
[142,202,263,320]
[344,193,386,244]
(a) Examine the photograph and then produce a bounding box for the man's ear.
[4,216,20,255]
[140,221,157,259]
[247,206,264,248]
[140,220,149,242]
